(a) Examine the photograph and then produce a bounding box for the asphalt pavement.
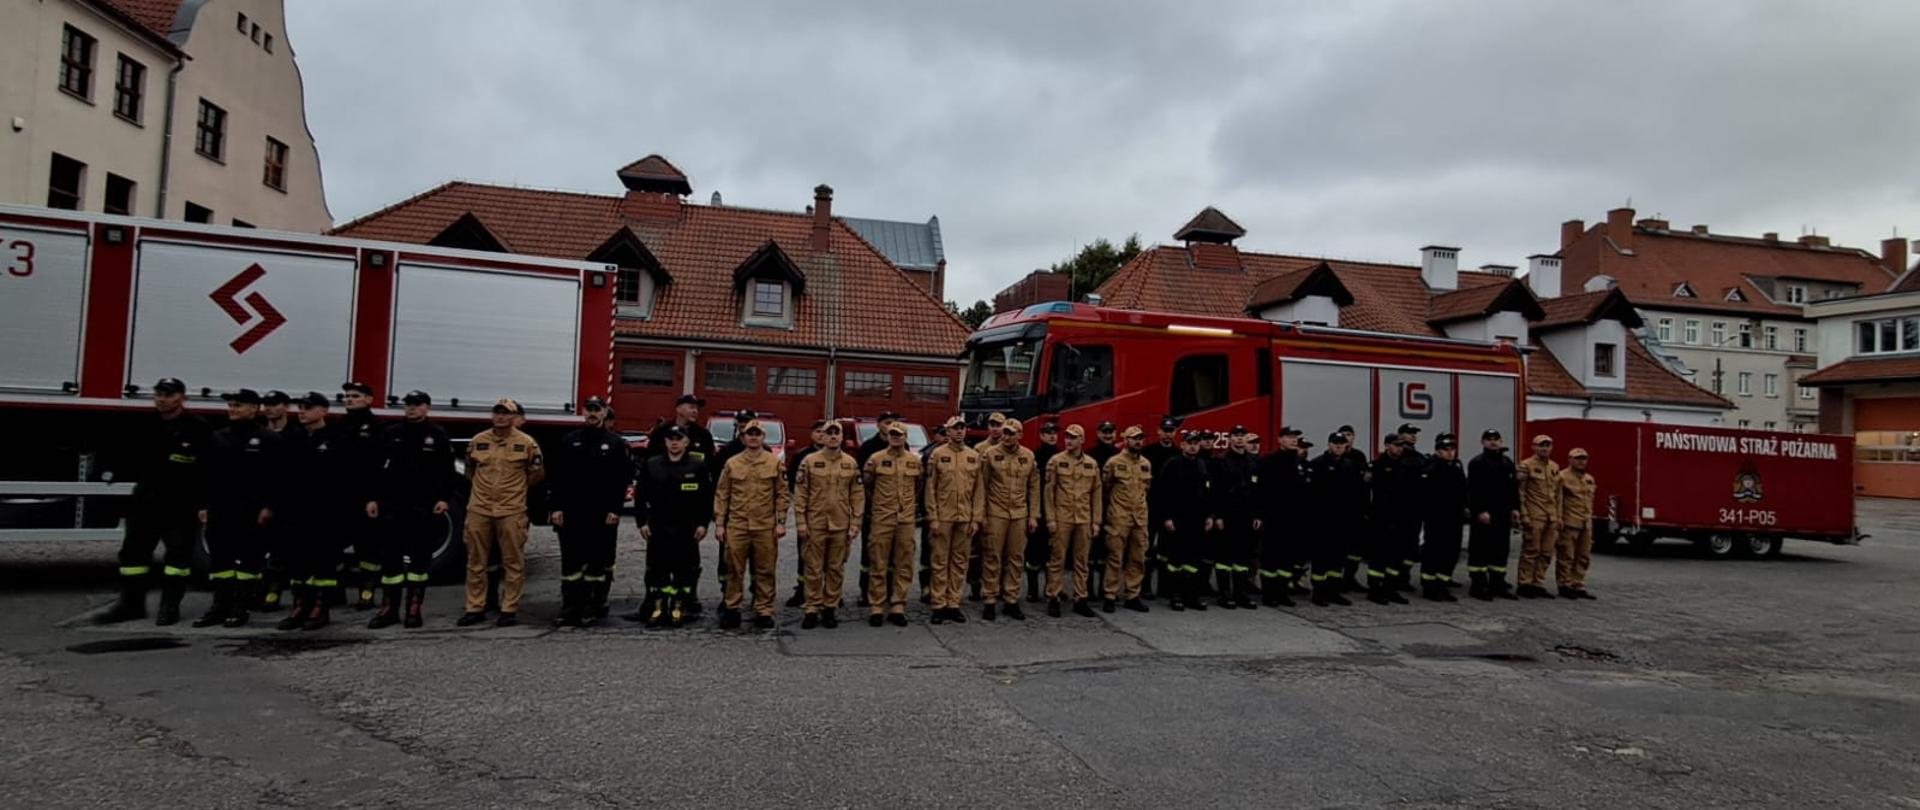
[2,499,1918,809]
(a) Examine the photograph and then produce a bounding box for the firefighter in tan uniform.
[925,417,986,625]
[714,420,790,630]
[793,424,863,629]
[978,420,1038,622]
[1514,434,1563,599]
[458,400,545,628]
[1554,448,1599,600]
[863,423,922,627]
[1045,424,1103,618]
[1102,425,1153,614]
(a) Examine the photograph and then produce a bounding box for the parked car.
[841,417,930,453]
[709,412,788,464]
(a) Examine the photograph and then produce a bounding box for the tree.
[1050,234,1143,300]
[946,299,995,330]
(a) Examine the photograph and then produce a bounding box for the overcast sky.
[288,0,1920,305]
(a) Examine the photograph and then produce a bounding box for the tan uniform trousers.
[464,513,529,614]
[1516,519,1559,587]
[1104,522,1149,601]
[927,521,974,610]
[1047,522,1093,600]
[1555,522,1594,590]
[868,522,916,614]
[801,526,850,614]
[981,516,1028,605]
[723,528,777,616]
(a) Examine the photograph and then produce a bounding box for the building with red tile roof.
[332,157,971,431]
[1095,208,1732,424]
[1801,288,1920,498]
[1552,208,1909,432]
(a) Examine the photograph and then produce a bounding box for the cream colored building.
[1,0,330,231]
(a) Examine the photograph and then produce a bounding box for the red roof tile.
[1534,288,1644,330]
[1245,262,1352,310]
[1428,280,1544,325]
[84,0,185,55]
[1173,207,1247,243]
[616,155,693,195]
[1561,223,1898,317]
[332,181,969,358]
[1800,356,1920,386]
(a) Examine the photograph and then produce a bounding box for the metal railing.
[0,481,133,542]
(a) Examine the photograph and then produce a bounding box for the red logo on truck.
[1399,381,1433,419]
[209,264,286,354]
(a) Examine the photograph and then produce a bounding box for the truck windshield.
[964,338,1041,397]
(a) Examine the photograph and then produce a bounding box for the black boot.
[1367,579,1394,606]
[682,579,704,617]
[222,580,253,628]
[193,581,232,628]
[591,577,612,620]
[1139,562,1156,600]
[1233,572,1257,609]
[1072,599,1096,618]
[1025,569,1041,604]
[557,581,584,628]
[668,594,687,628]
[1423,580,1455,602]
[277,587,309,630]
[1311,579,1332,607]
[1047,597,1061,618]
[1214,570,1236,609]
[819,607,838,629]
[95,578,149,624]
[785,584,806,609]
[1186,573,1208,611]
[982,603,997,621]
[624,588,656,623]
[301,592,331,631]
[156,579,186,626]
[367,586,402,629]
[1167,572,1186,611]
[1469,570,1492,601]
[1197,566,1217,597]
[1491,572,1521,600]
[403,586,425,628]
[1262,575,1295,608]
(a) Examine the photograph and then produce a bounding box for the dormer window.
[1785,284,1807,303]
[1724,288,1746,302]
[1674,282,1696,298]
[733,240,805,328]
[586,227,670,320]
[1594,343,1617,378]
[752,280,785,318]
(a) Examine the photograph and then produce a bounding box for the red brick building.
[992,269,1073,313]
[333,156,971,430]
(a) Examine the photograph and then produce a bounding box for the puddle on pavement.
[67,637,189,655]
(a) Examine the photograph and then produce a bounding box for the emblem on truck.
[1732,461,1764,503]
[1398,381,1433,419]
[209,263,287,354]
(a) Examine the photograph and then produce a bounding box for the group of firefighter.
[96,377,1604,633]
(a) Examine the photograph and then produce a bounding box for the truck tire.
[1699,532,1738,559]
[427,505,468,585]
[1736,534,1776,559]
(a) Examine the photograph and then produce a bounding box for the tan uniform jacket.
[1517,456,1563,524]
[794,449,863,531]
[925,443,986,524]
[715,449,790,531]
[1557,468,1597,525]
[1046,451,1103,526]
[466,428,545,518]
[863,447,922,525]
[1103,451,1152,530]
[982,443,1040,520]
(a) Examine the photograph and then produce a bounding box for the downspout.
[825,346,838,419]
[154,60,184,218]
[1581,394,1596,418]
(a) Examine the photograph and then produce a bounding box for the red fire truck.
[958,302,1526,452]
[1524,418,1859,558]
[0,205,617,574]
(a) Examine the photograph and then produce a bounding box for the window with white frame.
[1764,373,1778,397]
[751,280,785,318]
[1793,327,1808,353]
[1657,318,1673,342]
[1684,319,1701,344]
[1786,285,1807,304]
[1799,385,1815,400]
[767,367,818,397]
[1856,430,1920,463]
[1738,322,1753,348]
[1737,371,1752,396]
[1738,419,1750,429]
[1711,321,1728,346]
[1763,325,1778,350]
[704,362,756,393]
[1764,421,1776,431]
[1854,317,1920,355]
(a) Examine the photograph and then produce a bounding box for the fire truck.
[1524,418,1859,558]
[0,205,617,576]
[958,302,1526,453]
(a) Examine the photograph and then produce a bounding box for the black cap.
[1299,438,1315,449]
[298,391,330,408]
[1397,423,1423,435]
[341,381,373,396]
[734,409,756,423]
[878,411,901,422]
[401,390,431,406]
[1181,431,1203,444]
[1229,425,1248,436]
[1159,417,1180,430]
[262,390,290,406]
[585,396,607,411]
[1328,432,1350,444]
[811,418,829,429]
[1435,433,1458,449]
[1098,420,1116,432]
[1384,436,1405,447]
[1337,424,1356,434]
[675,394,706,407]
[661,425,688,441]
[153,377,186,395]
[222,388,261,405]
[1481,428,1503,440]
[1280,426,1304,436]
[1041,421,1059,433]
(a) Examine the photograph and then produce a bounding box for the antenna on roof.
[711,191,722,206]
[1624,196,1632,209]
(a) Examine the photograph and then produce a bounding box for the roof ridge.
[330,180,466,234]
[832,219,973,333]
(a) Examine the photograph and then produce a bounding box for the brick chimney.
[1883,236,1908,272]
[1606,208,1635,252]
[1763,232,1780,243]
[1560,219,1585,250]
[1691,224,1710,235]
[1637,217,1670,231]
[1797,234,1830,248]
[811,184,833,253]
[1421,245,1461,291]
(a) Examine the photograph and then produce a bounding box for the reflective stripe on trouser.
[723,527,778,616]
[867,522,916,614]
[557,519,618,594]
[1467,516,1513,578]
[643,522,700,599]
[981,515,1027,605]
[1420,518,1464,580]
[1554,522,1594,590]
[1046,523,1093,600]
[928,521,972,611]
[464,512,530,613]
[1516,520,1558,587]
[801,526,849,613]
[1103,522,1148,601]
[1368,518,1407,578]
[118,503,196,582]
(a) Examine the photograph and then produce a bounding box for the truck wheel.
[1699,533,1738,558]
[427,506,469,585]
[1738,534,1776,558]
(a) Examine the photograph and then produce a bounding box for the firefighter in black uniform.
[1418,433,1470,602]
[1153,430,1216,612]
[368,390,455,630]
[645,394,715,610]
[548,397,632,627]
[1466,428,1521,601]
[1256,427,1310,607]
[1306,433,1362,606]
[1335,424,1371,592]
[259,389,297,611]
[336,382,385,610]
[1395,423,1430,591]
[854,411,897,608]
[1210,426,1260,609]
[275,392,342,630]
[1026,421,1061,603]
[1366,436,1416,605]
[1139,417,1180,599]
[96,377,210,626]
[785,420,831,609]
[632,425,715,627]
[193,389,283,628]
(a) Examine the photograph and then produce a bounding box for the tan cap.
[943,416,966,429]
[1121,425,1144,439]
[1064,424,1085,438]
[987,411,1007,425]
[1245,432,1261,442]
[1532,434,1554,445]
[886,423,908,436]
[1001,421,1023,435]
[492,398,523,415]
[1569,447,1589,459]
[741,420,765,435]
